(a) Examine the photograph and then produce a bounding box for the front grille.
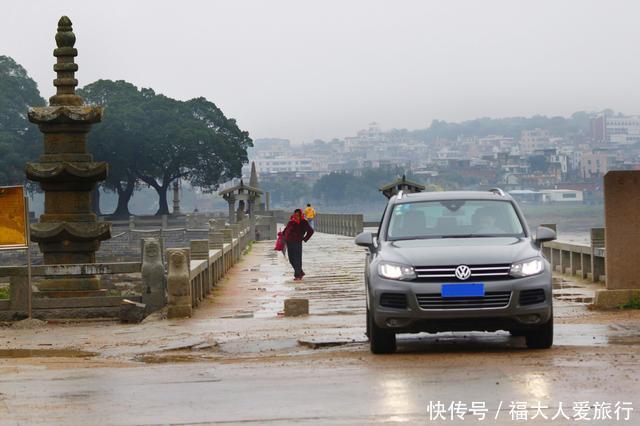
[416,291,512,309]
[519,289,546,306]
[380,293,408,309]
[414,264,512,282]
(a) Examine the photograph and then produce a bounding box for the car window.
[387,200,525,240]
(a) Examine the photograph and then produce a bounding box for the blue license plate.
[441,283,485,297]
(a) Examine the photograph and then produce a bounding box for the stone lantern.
[26,16,111,296]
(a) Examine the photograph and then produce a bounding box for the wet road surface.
[1,232,640,425]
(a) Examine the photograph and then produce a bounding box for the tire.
[525,315,553,349]
[367,308,396,354]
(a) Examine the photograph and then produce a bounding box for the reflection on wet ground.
[0,349,97,358]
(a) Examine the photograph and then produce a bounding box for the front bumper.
[369,271,552,333]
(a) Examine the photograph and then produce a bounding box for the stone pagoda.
[26,16,111,296]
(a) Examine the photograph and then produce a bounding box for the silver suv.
[356,189,556,354]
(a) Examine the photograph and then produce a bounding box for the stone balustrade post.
[161,215,168,231]
[141,238,166,312]
[129,215,135,231]
[209,231,224,249]
[167,248,192,318]
[223,228,234,270]
[9,276,29,316]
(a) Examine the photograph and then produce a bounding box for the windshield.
[386,199,525,240]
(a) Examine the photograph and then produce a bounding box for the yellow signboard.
[0,186,28,248]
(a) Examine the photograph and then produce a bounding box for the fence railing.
[541,226,606,283]
[315,213,364,237]
[0,218,252,321]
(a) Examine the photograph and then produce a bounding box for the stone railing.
[0,218,252,321]
[541,226,606,283]
[166,219,252,318]
[105,213,226,230]
[316,213,364,237]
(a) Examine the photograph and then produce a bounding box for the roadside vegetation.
[619,296,640,310]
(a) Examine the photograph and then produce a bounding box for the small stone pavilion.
[219,162,263,224]
[26,16,111,297]
[379,175,425,199]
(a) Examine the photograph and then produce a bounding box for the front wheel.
[367,309,396,354]
[524,315,554,349]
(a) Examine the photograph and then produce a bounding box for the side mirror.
[355,231,375,250]
[535,226,556,245]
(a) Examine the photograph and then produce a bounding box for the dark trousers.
[287,241,303,278]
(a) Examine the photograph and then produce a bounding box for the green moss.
[0,287,9,300]
[242,241,254,256]
[619,296,640,310]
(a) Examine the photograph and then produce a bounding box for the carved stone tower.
[26,16,111,296]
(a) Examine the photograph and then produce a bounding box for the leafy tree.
[312,167,417,204]
[312,172,353,203]
[133,95,252,215]
[0,55,45,185]
[260,175,311,206]
[80,81,252,216]
[79,80,148,216]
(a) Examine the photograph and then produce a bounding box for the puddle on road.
[0,349,97,358]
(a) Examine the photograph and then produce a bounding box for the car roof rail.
[397,190,404,200]
[488,187,506,197]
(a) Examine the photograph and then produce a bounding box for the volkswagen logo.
[455,265,472,280]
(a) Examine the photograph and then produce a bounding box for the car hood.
[380,237,537,266]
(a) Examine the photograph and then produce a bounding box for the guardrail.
[0,218,252,321]
[541,226,606,283]
[316,213,364,237]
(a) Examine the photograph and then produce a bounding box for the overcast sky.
[3,1,639,143]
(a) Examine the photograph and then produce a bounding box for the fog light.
[517,314,541,324]
[386,318,410,328]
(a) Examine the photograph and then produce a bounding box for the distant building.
[580,149,616,179]
[520,128,552,154]
[590,114,640,144]
[253,157,318,174]
[508,189,544,203]
[539,189,583,203]
[509,189,583,203]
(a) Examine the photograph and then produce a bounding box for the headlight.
[510,257,544,277]
[378,262,416,281]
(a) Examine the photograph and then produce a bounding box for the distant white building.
[539,189,583,203]
[605,116,640,144]
[509,189,583,203]
[253,157,322,174]
[591,114,640,144]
